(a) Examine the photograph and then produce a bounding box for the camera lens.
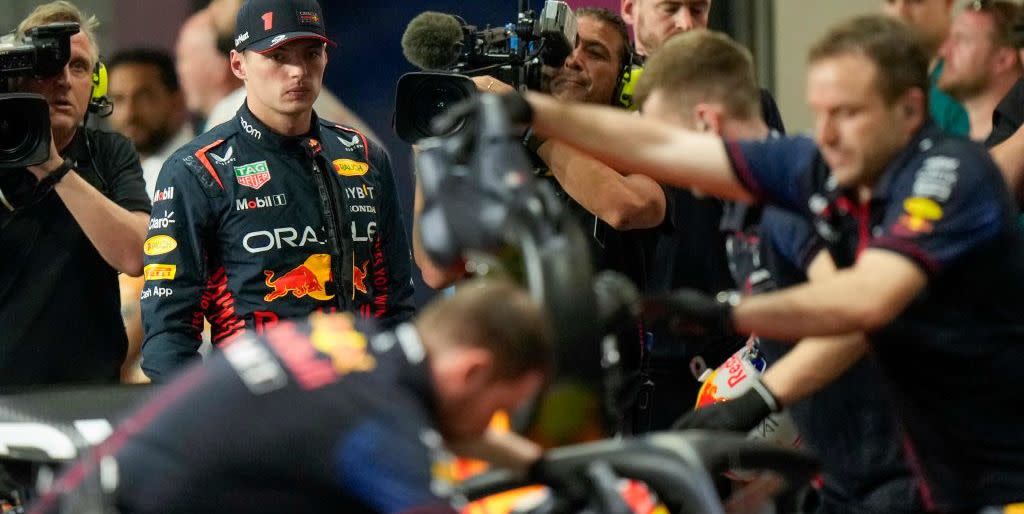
[395,72,476,144]
[0,108,34,158]
[0,94,51,168]
[413,80,471,138]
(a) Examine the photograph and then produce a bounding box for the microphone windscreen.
[401,12,464,70]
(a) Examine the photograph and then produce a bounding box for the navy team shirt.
[760,209,921,514]
[724,123,1024,512]
[29,316,459,514]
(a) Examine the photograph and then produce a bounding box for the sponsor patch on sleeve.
[144,264,177,281]
[144,235,178,256]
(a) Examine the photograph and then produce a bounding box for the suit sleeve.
[140,152,214,382]
[372,143,416,326]
[722,135,821,213]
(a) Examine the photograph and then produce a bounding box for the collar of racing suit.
[234,100,324,153]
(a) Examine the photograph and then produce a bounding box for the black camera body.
[0,22,79,169]
[394,1,577,143]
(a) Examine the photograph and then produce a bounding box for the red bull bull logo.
[264,254,335,302]
[352,260,369,297]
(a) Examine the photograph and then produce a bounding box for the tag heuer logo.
[234,161,271,190]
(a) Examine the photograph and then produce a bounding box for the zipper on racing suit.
[303,138,353,310]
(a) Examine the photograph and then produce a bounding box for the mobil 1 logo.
[236,194,287,212]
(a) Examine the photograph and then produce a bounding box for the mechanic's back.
[30,281,551,514]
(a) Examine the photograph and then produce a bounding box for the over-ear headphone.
[88,60,112,117]
[613,46,644,110]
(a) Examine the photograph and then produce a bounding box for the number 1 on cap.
[262,12,273,30]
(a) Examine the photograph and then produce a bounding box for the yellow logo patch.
[332,159,369,177]
[309,313,377,376]
[903,197,943,221]
[144,235,177,256]
[144,264,177,281]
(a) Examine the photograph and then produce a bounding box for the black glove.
[672,380,780,432]
[642,289,738,337]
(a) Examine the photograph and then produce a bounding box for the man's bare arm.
[54,173,149,276]
[446,430,542,476]
[471,78,667,230]
[734,250,927,340]
[525,92,754,203]
[538,140,666,230]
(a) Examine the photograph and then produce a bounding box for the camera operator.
[30,280,550,514]
[140,0,415,383]
[520,14,1024,512]
[411,10,658,434]
[413,8,659,292]
[0,1,150,388]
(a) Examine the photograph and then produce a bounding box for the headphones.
[613,46,644,110]
[88,60,112,117]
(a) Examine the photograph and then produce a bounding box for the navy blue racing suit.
[725,123,1024,512]
[141,104,415,381]
[29,315,457,514]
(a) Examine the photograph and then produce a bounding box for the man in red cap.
[140,0,415,382]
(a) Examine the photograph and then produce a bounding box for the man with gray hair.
[0,1,150,387]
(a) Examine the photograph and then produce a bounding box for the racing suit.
[28,315,460,514]
[140,103,415,381]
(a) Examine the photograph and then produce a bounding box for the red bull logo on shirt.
[353,260,369,297]
[263,254,335,302]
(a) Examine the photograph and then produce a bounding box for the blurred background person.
[107,48,191,197]
[619,0,785,130]
[620,0,710,56]
[883,0,972,136]
[175,9,241,133]
[937,0,1022,142]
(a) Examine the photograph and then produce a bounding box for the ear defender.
[615,64,644,110]
[613,47,643,111]
[88,61,113,117]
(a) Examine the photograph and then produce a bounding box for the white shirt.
[141,124,194,200]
